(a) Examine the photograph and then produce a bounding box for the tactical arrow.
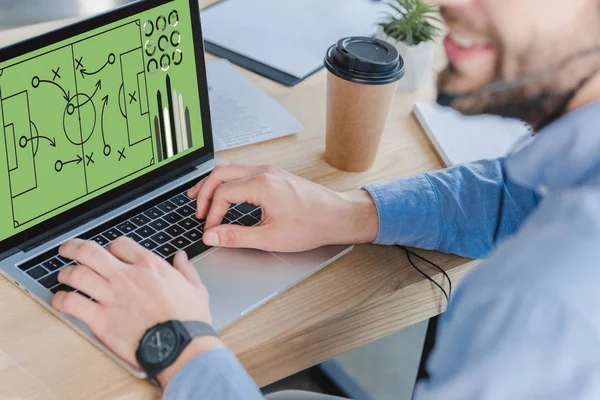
[21,134,56,148]
[80,53,115,79]
[55,154,83,172]
[100,95,111,156]
[38,79,70,102]
[74,80,102,109]
[64,154,83,166]
[24,121,56,157]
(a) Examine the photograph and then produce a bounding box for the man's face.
[437,0,600,128]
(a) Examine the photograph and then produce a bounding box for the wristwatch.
[136,320,219,382]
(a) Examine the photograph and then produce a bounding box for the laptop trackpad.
[191,248,295,330]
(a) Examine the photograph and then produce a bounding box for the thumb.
[172,251,203,286]
[203,225,267,250]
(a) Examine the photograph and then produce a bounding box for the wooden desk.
[0,9,476,400]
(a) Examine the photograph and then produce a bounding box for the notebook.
[201,0,388,86]
[413,102,532,167]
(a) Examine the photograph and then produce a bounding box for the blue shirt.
[164,100,600,400]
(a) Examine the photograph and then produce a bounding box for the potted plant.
[377,0,442,91]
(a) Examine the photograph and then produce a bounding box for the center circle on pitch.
[62,93,97,146]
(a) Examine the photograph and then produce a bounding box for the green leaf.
[379,0,443,45]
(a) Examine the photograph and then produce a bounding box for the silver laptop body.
[0,0,352,378]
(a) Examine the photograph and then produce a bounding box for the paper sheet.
[207,59,305,152]
[413,102,532,167]
[201,0,388,79]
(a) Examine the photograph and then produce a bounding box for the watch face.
[141,326,178,365]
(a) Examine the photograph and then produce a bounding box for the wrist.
[156,336,225,388]
[334,189,379,244]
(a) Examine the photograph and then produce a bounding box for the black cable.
[404,247,452,301]
[400,246,450,304]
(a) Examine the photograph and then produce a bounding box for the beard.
[437,48,600,130]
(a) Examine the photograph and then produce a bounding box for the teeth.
[450,32,475,49]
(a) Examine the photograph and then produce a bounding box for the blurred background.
[0,0,132,29]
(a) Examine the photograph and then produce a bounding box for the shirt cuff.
[363,174,440,248]
[163,348,263,400]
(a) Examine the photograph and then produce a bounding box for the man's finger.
[106,236,154,265]
[58,264,111,303]
[172,251,203,286]
[59,239,123,279]
[195,165,260,219]
[52,291,103,329]
[204,175,266,229]
[203,224,268,250]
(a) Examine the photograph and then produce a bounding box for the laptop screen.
[0,0,211,247]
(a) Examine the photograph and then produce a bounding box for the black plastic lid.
[324,37,405,85]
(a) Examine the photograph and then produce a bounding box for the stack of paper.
[206,59,305,151]
[413,102,532,167]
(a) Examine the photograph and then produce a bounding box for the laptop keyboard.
[16,182,262,297]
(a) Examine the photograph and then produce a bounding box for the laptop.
[0,0,353,377]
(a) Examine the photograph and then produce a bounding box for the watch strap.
[180,321,219,339]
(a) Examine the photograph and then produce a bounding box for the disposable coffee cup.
[324,37,404,172]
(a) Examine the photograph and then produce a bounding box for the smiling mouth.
[443,31,495,63]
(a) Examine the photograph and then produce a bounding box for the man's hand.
[188,165,379,252]
[51,238,224,387]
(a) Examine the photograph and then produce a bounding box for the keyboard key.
[149,218,168,231]
[117,221,137,234]
[231,220,243,226]
[135,225,157,238]
[178,218,198,230]
[239,215,260,226]
[51,284,75,294]
[177,241,211,262]
[171,236,192,250]
[91,235,109,246]
[143,207,164,219]
[40,271,60,288]
[175,205,196,217]
[163,212,184,224]
[183,229,202,242]
[42,257,64,272]
[126,232,143,243]
[151,231,172,245]
[140,238,159,250]
[103,228,123,241]
[221,216,232,225]
[225,208,243,221]
[157,200,177,213]
[155,243,178,258]
[165,225,185,237]
[27,266,48,279]
[235,202,259,214]
[130,214,151,227]
[250,208,262,220]
[56,255,72,264]
[171,194,189,206]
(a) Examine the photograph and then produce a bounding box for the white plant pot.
[377,28,435,91]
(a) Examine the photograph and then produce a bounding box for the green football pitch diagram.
[0,2,204,235]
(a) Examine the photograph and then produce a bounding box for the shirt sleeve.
[162,348,264,400]
[363,158,540,259]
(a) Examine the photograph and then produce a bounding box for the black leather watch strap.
[180,321,219,339]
